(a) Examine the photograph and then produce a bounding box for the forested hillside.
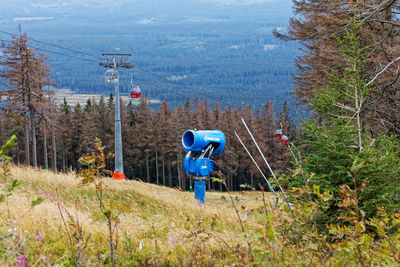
[0,0,301,116]
[0,89,295,191]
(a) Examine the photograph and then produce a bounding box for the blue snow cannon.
[182,130,225,177]
[182,130,225,155]
[183,157,215,177]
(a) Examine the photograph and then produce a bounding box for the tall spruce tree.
[292,20,400,228]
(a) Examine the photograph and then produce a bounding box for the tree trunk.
[229,171,233,191]
[385,3,393,20]
[227,170,231,191]
[16,142,20,164]
[155,150,159,185]
[178,152,187,191]
[177,161,182,189]
[146,150,150,183]
[25,118,30,166]
[168,160,172,187]
[162,155,165,186]
[353,63,363,152]
[62,153,66,172]
[43,122,48,169]
[182,166,186,191]
[250,172,254,188]
[51,125,57,172]
[30,109,37,167]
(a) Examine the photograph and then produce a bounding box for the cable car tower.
[100,53,134,180]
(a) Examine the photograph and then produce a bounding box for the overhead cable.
[0,30,214,93]
[0,30,102,60]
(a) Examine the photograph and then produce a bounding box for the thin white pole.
[234,131,279,207]
[241,118,292,210]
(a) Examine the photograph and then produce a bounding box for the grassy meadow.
[1,165,399,266]
[0,165,279,266]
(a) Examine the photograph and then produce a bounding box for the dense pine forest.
[1,0,400,266]
[0,30,297,192]
[0,86,295,192]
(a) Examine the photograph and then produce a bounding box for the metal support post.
[114,64,123,174]
[194,176,207,204]
[100,54,134,179]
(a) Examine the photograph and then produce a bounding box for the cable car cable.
[0,37,98,64]
[0,30,102,60]
[1,31,210,91]
[35,47,100,64]
[1,31,217,93]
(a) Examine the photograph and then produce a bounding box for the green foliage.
[354,135,400,215]
[0,135,17,161]
[78,137,119,267]
[289,19,400,227]
[31,197,44,207]
[312,20,371,119]
[298,119,358,189]
[211,177,224,184]
[1,135,19,203]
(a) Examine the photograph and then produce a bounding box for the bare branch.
[333,102,356,112]
[367,56,400,86]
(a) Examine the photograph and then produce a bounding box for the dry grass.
[1,165,279,265]
[3,166,399,266]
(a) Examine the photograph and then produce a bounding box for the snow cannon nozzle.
[181,130,225,155]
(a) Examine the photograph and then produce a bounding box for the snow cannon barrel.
[181,130,225,155]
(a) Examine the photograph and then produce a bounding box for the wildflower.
[168,235,179,247]
[35,231,44,241]
[16,254,28,267]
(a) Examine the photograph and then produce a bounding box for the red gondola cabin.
[130,85,141,98]
[274,129,283,140]
[281,135,288,145]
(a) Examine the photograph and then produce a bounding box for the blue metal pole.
[194,179,206,204]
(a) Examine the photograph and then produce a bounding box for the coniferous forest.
[0,31,296,192]
[1,1,400,266]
